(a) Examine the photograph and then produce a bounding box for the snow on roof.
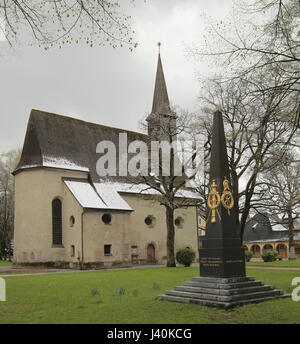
[272,223,287,231]
[64,180,106,209]
[252,223,258,230]
[64,180,132,211]
[175,188,202,199]
[96,181,201,200]
[100,182,161,195]
[94,184,133,211]
[17,164,40,170]
[65,178,199,211]
[43,156,89,172]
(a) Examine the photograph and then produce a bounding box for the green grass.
[0,267,299,324]
[247,259,300,268]
[0,261,12,267]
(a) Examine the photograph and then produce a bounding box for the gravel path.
[0,264,299,278]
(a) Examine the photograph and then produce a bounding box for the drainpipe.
[81,210,86,270]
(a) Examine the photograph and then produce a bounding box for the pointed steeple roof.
[149,44,173,116]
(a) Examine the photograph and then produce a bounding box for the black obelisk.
[158,110,288,308]
[199,111,246,278]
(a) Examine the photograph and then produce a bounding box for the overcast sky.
[0,0,234,153]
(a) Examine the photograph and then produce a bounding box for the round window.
[145,215,156,227]
[102,213,112,224]
[145,216,153,226]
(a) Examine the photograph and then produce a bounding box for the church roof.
[152,53,170,114]
[64,180,107,209]
[94,181,202,200]
[14,109,147,182]
[148,52,174,117]
[64,180,133,211]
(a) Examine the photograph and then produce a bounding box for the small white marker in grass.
[0,277,6,302]
[291,277,300,302]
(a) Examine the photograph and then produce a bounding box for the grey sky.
[0,0,233,153]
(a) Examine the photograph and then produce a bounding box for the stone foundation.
[13,261,133,270]
[157,276,289,309]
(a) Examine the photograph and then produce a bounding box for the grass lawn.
[247,259,300,268]
[0,267,299,324]
[0,261,12,267]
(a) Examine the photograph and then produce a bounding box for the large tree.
[188,0,300,240]
[194,77,298,241]
[252,149,300,259]
[190,0,300,125]
[0,0,137,50]
[0,149,20,260]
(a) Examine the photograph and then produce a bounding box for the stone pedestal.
[199,246,246,278]
[157,276,289,309]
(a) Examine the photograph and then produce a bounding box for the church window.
[102,213,112,224]
[70,216,75,227]
[104,244,112,256]
[145,215,156,228]
[145,216,152,226]
[175,216,184,228]
[52,198,63,246]
[71,245,75,257]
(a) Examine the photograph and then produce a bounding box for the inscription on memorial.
[200,257,223,267]
[226,260,244,264]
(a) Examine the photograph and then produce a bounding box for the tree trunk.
[288,210,295,260]
[166,206,176,267]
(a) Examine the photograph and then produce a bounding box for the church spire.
[151,43,172,115]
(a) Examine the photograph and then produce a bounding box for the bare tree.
[194,77,298,241]
[189,0,300,124]
[252,149,300,259]
[0,149,20,260]
[0,0,137,50]
[125,110,202,267]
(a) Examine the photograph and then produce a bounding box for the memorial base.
[157,276,289,309]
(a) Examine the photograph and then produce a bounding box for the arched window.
[52,198,62,246]
[251,244,261,257]
[263,244,273,251]
[69,216,75,227]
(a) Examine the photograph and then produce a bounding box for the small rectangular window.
[104,244,112,256]
[71,245,75,257]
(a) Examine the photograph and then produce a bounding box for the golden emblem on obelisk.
[221,176,234,215]
[207,179,221,224]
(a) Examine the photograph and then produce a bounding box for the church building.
[13,51,200,268]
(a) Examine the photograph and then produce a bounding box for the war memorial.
[158,111,289,308]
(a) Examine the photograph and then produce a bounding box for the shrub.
[262,249,278,262]
[245,250,253,262]
[176,247,196,267]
